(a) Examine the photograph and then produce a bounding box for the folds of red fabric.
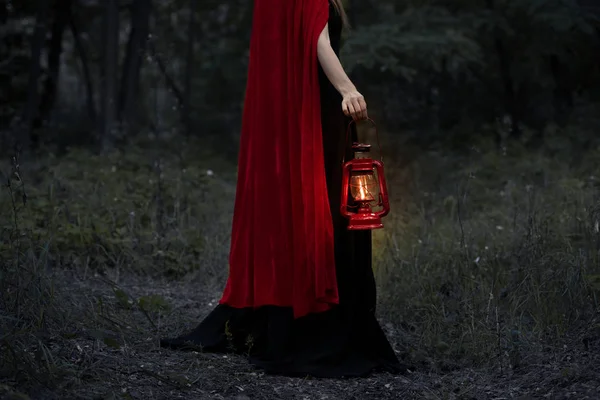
[220,0,338,319]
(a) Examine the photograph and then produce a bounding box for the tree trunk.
[182,0,197,136]
[20,0,50,150]
[118,0,152,131]
[147,40,184,107]
[494,38,520,136]
[0,1,7,24]
[68,5,97,124]
[550,55,573,127]
[99,0,120,152]
[37,0,72,128]
[486,0,521,142]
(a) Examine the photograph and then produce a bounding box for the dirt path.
[23,270,600,400]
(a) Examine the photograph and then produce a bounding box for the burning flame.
[356,176,375,202]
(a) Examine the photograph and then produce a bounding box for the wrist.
[338,82,356,97]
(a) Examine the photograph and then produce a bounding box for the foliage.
[343,6,484,80]
[342,0,600,143]
[149,0,252,136]
[2,0,600,152]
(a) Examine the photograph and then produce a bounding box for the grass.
[1,132,599,398]
[376,137,600,370]
[0,136,237,396]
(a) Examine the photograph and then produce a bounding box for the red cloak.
[220,0,338,319]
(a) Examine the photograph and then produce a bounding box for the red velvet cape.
[220,0,338,319]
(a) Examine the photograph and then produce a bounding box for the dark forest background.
[2,0,600,398]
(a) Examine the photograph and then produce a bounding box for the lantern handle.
[342,118,384,164]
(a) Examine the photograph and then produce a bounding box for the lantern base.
[347,213,384,230]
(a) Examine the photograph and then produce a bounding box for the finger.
[355,102,365,120]
[352,99,362,120]
[358,98,367,120]
[343,101,352,117]
[342,101,350,116]
[347,102,357,120]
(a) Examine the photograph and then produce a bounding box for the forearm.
[317,27,355,96]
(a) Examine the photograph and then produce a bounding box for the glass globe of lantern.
[349,142,379,204]
[349,170,377,204]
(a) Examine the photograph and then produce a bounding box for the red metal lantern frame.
[340,118,390,230]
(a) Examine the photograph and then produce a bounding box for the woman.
[161,0,404,378]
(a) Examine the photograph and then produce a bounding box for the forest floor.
[3,144,600,399]
[6,269,598,400]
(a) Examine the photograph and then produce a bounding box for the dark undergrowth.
[1,131,599,399]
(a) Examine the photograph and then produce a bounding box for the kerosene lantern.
[340,119,390,230]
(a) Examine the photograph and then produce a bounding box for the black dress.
[160,3,404,378]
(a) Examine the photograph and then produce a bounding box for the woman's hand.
[342,90,368,121]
